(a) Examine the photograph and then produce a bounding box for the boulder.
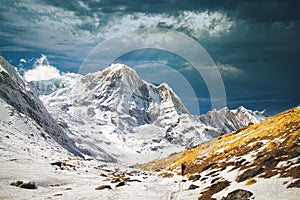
[222,189,253,200]
[188,174,201,182]
[95,185,112,190]
[188,184,199,190]
[11,181,37,189]
[116,182,126,187]
[20,181,38,189]
[10,181,23,187]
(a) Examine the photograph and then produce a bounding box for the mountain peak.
[156,82,172,91]
[236,105,249,112]
[102,63,138,77]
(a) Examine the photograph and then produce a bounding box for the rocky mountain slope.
[0,55,82,157]
[140,106,300,199]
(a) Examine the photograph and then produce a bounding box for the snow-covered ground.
[0,98,181,200]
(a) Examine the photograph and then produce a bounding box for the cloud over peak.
[23,54,61,82]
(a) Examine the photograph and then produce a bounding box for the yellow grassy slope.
[140,107,300,177]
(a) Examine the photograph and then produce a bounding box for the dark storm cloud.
[0,0,299,114]
[35,0,300,53]
[231,0,300,22]
[0,0,234,60]
[42,0,300,20]
[2,0,298,47]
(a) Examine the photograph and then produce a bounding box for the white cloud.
[0,46,33,52]
[20,58,26,63]
[207,64,242,78]
[179,65,194,72]
[176,11,234,38]
[218,64,241,75]
[130,60,169,68]
[105,11,234,40]
[1,0,99,58]
[78,1,91,11]
[23,54,61,82]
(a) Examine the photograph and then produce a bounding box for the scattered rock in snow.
[127,179,141,182]
[50,182,68,187]
[188,174,201,182]
[50,160,76,170]
[21,181,38,189]
[199,180,230,200]
[287,179,300,188]
[211,177,219,184]
[11,181,37,189]
[51,161,63,168]
[111,178,122,183]
[99,173,108,177]
[10,181,23,187]
[116,182,126,187]
[20,181,38,189]
[158,172,174,178]
[95,185,112,190]
[221,189,254,200]
[188,184,199,190]
[236,167,264,183]
[126,170,140,176]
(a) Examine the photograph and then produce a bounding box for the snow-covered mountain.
[1,54,298,200]
[198,106,267,134]
[29,72,80,96]
[29,63,267,164]
[0,52,267,164]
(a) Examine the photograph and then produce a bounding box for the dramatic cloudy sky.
[0,0,299,115]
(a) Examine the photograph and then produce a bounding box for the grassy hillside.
[140,106,300,199]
